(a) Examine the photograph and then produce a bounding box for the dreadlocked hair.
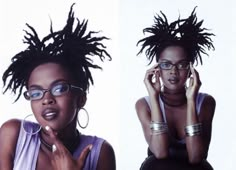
[2,3,111,102]
[137,7,215,65]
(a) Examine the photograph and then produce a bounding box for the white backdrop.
[0,0,236,170]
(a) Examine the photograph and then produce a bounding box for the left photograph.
[0,1,119,170]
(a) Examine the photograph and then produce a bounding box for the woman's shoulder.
[0,119,22,162]
[0,118,21,136]
[97,140,116,170]
[198,92,216,107]
[135,97,150,112]
[198,92,216,121]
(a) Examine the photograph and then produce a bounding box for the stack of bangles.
[150,121,168,135]
[184,123,202,137]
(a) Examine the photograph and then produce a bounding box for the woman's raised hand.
[45,126,92,170]
[144,63,161,96]
[186,63,202,100]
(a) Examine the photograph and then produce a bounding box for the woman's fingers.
[77,144,92,169]
[189,62,201,87]
[143,63,162,94]
[45,126,64,153]
[145,63,160,82]
[45,126,57,139]
[188,77,193,87]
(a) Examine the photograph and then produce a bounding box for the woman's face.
[158,46,190,91]
[27,62,80,131]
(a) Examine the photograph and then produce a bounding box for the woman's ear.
[77,94,87,108]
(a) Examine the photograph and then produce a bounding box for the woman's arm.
[96,141,116,170]
[135,97,169,159]
[135,64,169,158]
[185,95,215,164]
[185,63,216,164]
[0,119,21,170]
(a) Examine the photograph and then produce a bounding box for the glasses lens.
[177,62,189,69]
[51,84,70,96]
[27,89,43,100]
[159,62,172,70]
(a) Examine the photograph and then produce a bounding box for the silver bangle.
[185,123,202,137]
[150,121,168,135]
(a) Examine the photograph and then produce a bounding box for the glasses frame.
[23,83,84,101]
[158,61,190,70]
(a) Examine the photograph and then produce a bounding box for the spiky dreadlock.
[2,3,111,102]
[137,7,215,65]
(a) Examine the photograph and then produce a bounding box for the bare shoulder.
[0,119,21,148]
[97,140,116,170]
[135,97,148,109]
[200,94,216,121]
[204,94,216,107]
[0,118,21,136]
[135,97,150,121]
[0,119,21,169]
[135,97,150,114]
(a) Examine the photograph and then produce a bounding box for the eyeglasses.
[159,61,190,70]
[24,83,84,101]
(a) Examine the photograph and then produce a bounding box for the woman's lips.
[168,77,179,84]
[42,108,58,121]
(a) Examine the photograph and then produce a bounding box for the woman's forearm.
[148,95,169,158]
[185,100,205,163]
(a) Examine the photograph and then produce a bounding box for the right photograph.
[120,0,235,170]
[136,6,215,170]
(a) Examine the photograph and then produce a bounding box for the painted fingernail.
[45,126,50,131]
[52,144,57,152]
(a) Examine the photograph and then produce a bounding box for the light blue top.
[13,121,104,170]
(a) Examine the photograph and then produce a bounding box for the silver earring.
[23,114,42,135]
[77,108,89,129]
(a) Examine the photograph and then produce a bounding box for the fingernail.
[89,145,93,150]
[52,144,57,152]
[45,126,50,131]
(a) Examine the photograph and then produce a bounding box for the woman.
[136,8,215,170]
[0,4,116,170]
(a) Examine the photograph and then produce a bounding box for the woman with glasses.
[0,4,116,170]
[136,8,215,170]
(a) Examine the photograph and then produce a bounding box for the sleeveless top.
[144,92,208,158]
[13,121,105,170]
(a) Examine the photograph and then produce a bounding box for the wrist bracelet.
[184,123,202,137]
[150,121,168,135]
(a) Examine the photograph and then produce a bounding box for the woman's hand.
[144,63,161,96]
[45,126,92,170]
[186,63,202,101]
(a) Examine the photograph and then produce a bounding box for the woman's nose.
[42,92,55,105]
[170,65,178,74]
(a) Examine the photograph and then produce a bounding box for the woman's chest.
[36,148,53,170]
[165,106,187,140]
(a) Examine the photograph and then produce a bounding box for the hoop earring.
[23,114,42,135]
[77,108,89,129]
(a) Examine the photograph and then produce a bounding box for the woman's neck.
[40,120,80,153]
[160,86,187,107]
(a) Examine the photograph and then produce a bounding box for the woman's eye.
[160,63,171,68]
[30,90,41,98]
[178,62,189,69]
[178,64,184,68]
[52,84,68,95]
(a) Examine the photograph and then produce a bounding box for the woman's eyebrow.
[28,79,68,89]
[28,85,42,89]
[159,59,171,62]
[159,59,189,63]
